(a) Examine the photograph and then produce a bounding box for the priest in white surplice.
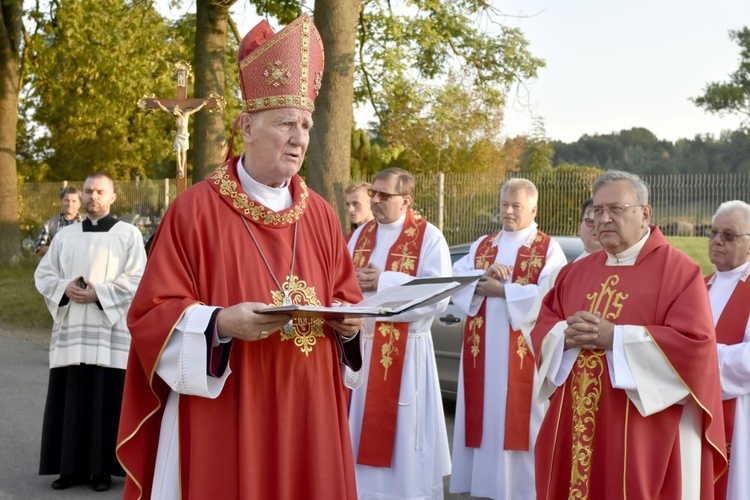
[449,178,566,500]
[35,173,146,492]
[706,200,750,500]
[347,168,452,500]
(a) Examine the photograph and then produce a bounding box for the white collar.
[605,227,651,265]
[237,153,292,212]
[493,222,537,247]
[710,261,750,284]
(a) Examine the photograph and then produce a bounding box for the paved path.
[0,331,476,499]
[0,334,123,499]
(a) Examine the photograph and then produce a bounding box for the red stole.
[707,274,750,499]
[462,230,550,449]
[352,210,428,467]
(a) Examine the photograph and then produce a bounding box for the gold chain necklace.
[240,216,298,334]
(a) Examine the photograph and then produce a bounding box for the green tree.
[693,27,750,126]
[0,0,23,261]
[519,118,553,173]
[22,0,180,180]
[376,74,506,175]
[357,2,543,181]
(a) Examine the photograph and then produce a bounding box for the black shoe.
[51,474,86,490]
[92,475,111,492]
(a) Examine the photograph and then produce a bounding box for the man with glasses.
[347,167,452,499]
[705,200,750,500]
[531,170,726,499]
[450,178,566,500]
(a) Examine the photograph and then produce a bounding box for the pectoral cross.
[138,60,225,194]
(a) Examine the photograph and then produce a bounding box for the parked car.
[432,236,584,401]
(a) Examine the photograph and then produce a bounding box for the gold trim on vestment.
[115,303,195,500]
[210,164,308,226]
[641,326,729,482]
[569,350,605,498]
[272,275,324,356]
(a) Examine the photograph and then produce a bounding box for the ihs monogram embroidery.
[586,275,629,320]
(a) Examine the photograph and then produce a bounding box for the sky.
[162,1,749,143]
[497,0,749,142]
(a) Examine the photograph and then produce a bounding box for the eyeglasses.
[708,230,750,242]
[367,189,406,201]
[582,218,596,228]
[589,204,643,218]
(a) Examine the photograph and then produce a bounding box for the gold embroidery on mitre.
[264,61,291,87]
[467,316,483,368]
[269,275,324,356]
[378,322,401,380]
[569,350,605,499]
[586,275,629,321]
[211,164,308,226]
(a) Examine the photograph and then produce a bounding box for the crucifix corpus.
[138,60,226,194]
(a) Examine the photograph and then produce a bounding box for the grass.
[0,257,53,331]
[0,236,716,331]
[666,236,713,276]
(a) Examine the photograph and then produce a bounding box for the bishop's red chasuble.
[351,210,428,467]
[706,274,750,500]
[117,157,363,500]
[461,230,550,449]
[531,227,727,500]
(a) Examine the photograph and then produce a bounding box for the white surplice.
[449,224,566,500]
[708,261,750,500]
[346,214,452,500]
[34,219,146,370]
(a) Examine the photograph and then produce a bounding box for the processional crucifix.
[138,60,225,195]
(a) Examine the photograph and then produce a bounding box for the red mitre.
[237,14,324,113]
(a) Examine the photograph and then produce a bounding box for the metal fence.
[19,172,750,247]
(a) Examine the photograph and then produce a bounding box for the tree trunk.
[192,0,232,182]
[309,0,360,229]
[0,0,23,262]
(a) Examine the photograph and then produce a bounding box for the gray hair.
[712,200,750,229]
[592,170,649,205]
[374,168,415,197]
[500,178,538,207]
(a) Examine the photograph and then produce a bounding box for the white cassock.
[536,230,704,500]
[346,213,452,500]
[708,261,750,500]
[449,223,566,500]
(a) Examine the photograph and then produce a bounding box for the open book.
[257,275,479,319]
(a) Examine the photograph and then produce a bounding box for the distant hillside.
[551,127,750,175]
